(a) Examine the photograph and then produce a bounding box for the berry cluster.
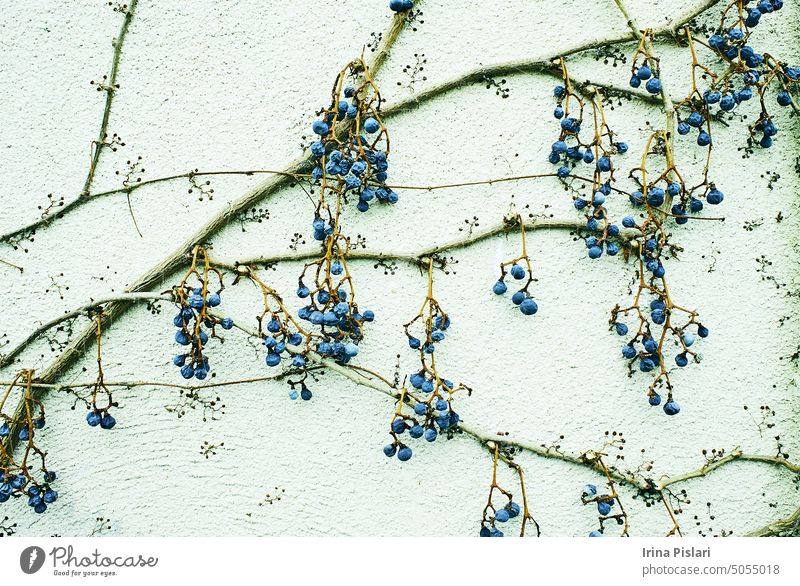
[308,60,398,215]
[478,444,538,537]
[383,262,468,462]
[296,226,375,366]
[238,269,314,391]
[85,311,118,429]
[628,30,663,95]
[0,371,58,514]
[580,441,629,536]
[171,246,233,381]
[582,483,616,536]
[674,2,798,152]
[611,133,709,414]
[297,60,390,368]
[550,60,629,259]
[491,216,539,315]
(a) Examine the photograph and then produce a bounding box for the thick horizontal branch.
[222,216,629,271]
[0,369,320,394]
[747,505,800,537]
[660,450,800,489]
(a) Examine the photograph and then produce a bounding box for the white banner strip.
[1,537,798,585]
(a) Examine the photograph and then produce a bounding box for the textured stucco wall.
[0,0,798,536]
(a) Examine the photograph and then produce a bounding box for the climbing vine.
[0,0,798,537]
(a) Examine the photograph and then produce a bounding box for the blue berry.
[495,508,510,523]
[520,298,538,315]
[392,419,407,434]
[640,357,656,372]
[383,444,397,457]
[615,323,628,336]
[397,447,413,462]
[363,118,380,134]
[636,65,652,80]
[707,188,724,204]
[663,400,681,416]
[687,112,703,127]
[510,264,526,280]
[100,414,116,429]
[777,90,792,107]
[493,280,507,295]
[648,187,665,207]
[649,393,662,406]
[511,291,525,306]
[312,120,329,136]
[597,500,612,516]
[645,78,662,94]
[424,428,437,442]
[720,94,735,111]
[86,411,101,427]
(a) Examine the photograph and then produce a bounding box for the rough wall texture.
[0,0,798,537]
